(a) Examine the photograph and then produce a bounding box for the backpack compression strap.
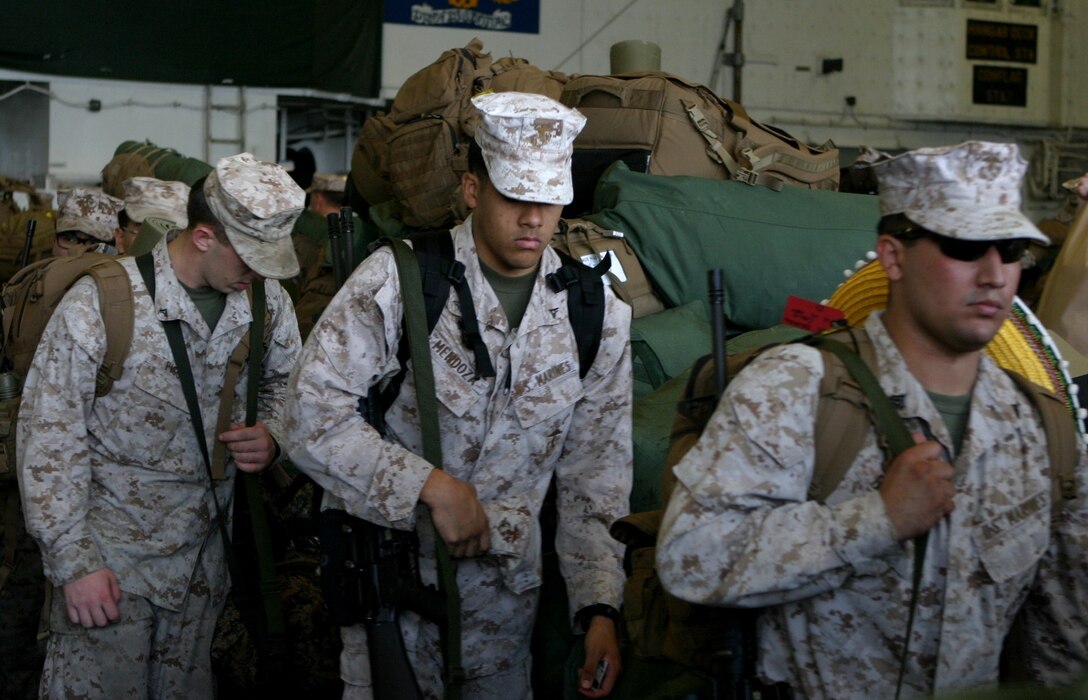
[547,249,609,379]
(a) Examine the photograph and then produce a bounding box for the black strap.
[377,232,496,424]
[135,252,242,593]
[547,250,609,379]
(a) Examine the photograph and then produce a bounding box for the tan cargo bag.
[560,71,840,191]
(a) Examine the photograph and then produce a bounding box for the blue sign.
[385,1,540,35]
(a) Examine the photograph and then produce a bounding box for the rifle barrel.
[19,218,37,270]
[708,268,727,395]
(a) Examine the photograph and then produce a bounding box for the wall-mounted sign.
[966,19,1037,64]
[972,65,1027,106]
[385,1,540,34]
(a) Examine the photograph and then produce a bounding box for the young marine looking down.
[286,92,633,699]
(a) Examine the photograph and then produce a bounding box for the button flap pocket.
[978,490,1049,584]
[512,368,583,428]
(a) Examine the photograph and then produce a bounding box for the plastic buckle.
[735,168,759,186]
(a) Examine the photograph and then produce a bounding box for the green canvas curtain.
[0,0,381,97]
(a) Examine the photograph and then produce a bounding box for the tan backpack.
[487,56,568,100]
[351,38,493,230]
[0,253,134,486]
[560,71,841,192]
[549,218,665,319]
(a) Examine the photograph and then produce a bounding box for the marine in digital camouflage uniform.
[17,152,304,698]
[286,92,632,699]
[51,187,124,258]
[657,142,1088,699]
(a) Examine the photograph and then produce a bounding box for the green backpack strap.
[235,281,290,679]
[386,236,465,696]
[808,334,920,700]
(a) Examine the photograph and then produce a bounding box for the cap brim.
[223,226,300,280]
[56,216,114,242]
[481,150,573,206]
[902,206,1050,245]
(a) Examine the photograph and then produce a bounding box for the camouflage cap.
[871,141,1049,245]
[204,153,304,279]
[56,188,125,242]
[471,91,586,206]
[122,177,189,227]
[307,172,347,194]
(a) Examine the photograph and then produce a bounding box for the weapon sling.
[135,253,285,676]
[385,236,465,698]
[813,336,924,700]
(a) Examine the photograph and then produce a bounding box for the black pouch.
[317,508,370,627]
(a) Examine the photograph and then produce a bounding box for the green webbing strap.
[238,281,289,677]
[134,253,243,599]
[812,337,925,700]
[386,237,465,697]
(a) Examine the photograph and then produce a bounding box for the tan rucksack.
[351,38,493,230]
[0,253,134,485]
[560,71,841,192]
[349,41,575,231]
[549,218,665,319]
[0,209,57,287]
[614,327,1079,677]
[487,56,568,100]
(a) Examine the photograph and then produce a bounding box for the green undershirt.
[180,281,227,332]
[479,259,536,330]
[927,390,972,457]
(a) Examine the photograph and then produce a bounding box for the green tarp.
[588,163,882,332]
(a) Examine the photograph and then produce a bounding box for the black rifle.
[19,218,36,270]
[705,269,790,700]
[318,216,462,699]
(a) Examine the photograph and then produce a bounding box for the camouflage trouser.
[340,616,533,700]
[0,489,47,700]
[39,560,223,699]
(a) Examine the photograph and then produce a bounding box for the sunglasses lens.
[934,238,987,262]
[933,237,1028,264]
[995,240,1028,264]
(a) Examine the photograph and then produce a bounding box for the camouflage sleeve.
[285,250,434,529]
[1020,442,1088,685]
[16,279,108,585]
[554,293,633,619]
[258,280,302,450]
[657,344,899,609]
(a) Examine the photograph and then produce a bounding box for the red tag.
[781,295,846,333]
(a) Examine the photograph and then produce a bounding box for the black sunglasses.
[895,230,1030,266]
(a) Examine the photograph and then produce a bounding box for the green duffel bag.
[587,162,880,333]
[102,141,213,197]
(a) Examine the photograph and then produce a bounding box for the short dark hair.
[878,213,925,242]
[467,138,488,180]
[118,209,131,229]
[187,176,227,240]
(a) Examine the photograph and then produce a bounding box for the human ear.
[876,235,907,282]
[461,171,480,210]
